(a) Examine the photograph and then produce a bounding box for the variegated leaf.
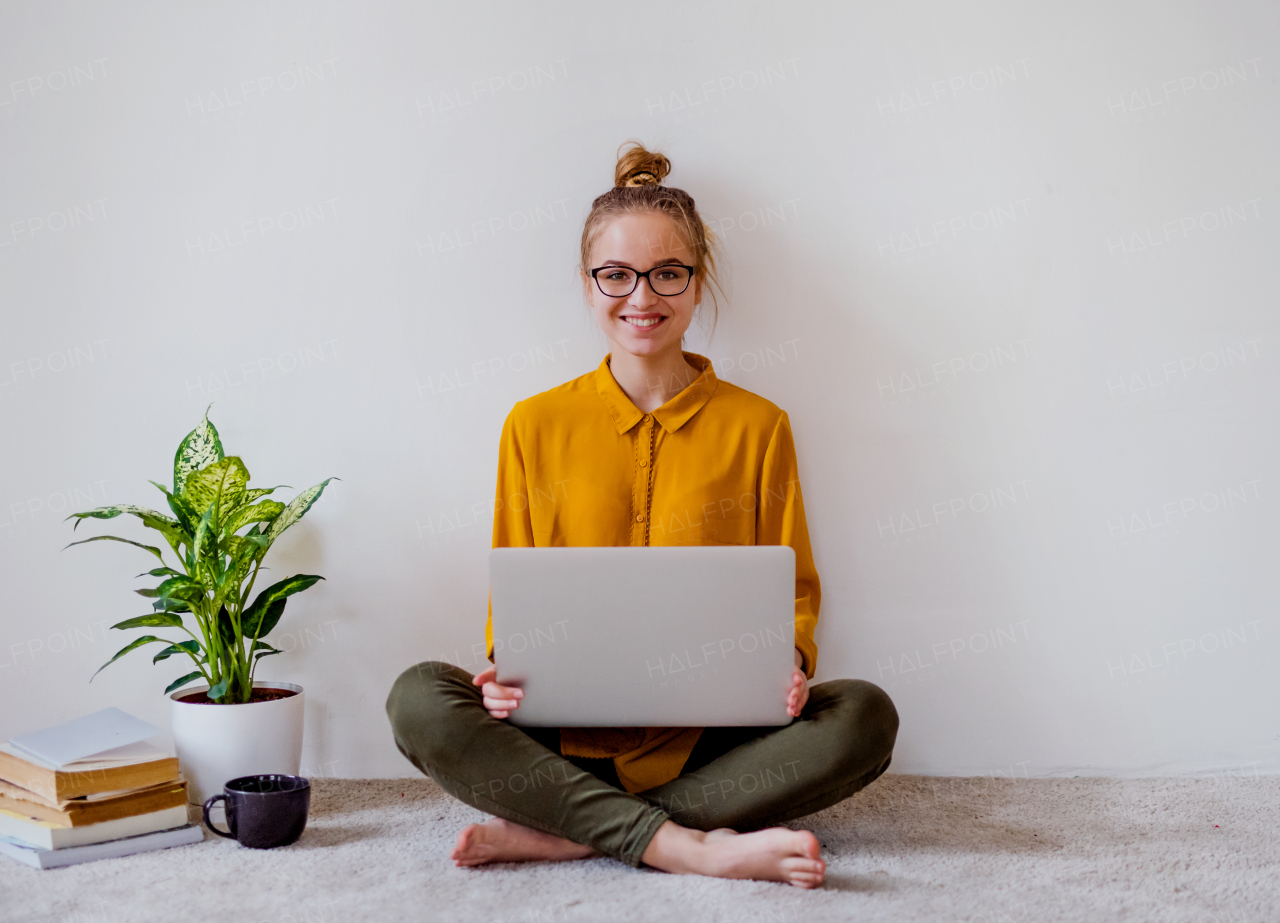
[65,535,166,565]
[182,456,249,525]
[173,411,224,495]
[191,505,215,563]
[112,613,184,631]
[223,500,285,537]
[151,481,199,535]
[263,478,334,548]
[244,486,287,503]
[65,505,183,545]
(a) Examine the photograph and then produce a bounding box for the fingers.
[481,679,523,718]
[786,668,809,717]
[473,668,523,717]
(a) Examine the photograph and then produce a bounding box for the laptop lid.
[490,546,795,727]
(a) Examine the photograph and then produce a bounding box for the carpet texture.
[2,774,1275,923]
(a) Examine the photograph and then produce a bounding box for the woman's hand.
[473,666,523,719]
[787,649,810,718]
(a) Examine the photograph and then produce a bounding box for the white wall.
[1,0,1276,780]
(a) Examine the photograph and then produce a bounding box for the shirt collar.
[595,352,719,435]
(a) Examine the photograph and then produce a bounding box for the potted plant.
[66,411,334,803]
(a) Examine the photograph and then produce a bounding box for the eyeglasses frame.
[588,263,697,298]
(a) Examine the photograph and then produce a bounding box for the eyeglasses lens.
[596,266,691,297]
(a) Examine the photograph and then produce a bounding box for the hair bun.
[614,141,671,188]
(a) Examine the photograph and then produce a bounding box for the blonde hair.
[580,141,723,334]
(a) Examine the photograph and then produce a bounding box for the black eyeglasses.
[589,263,695,298]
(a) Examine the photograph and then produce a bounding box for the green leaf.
[215,604,237,647]
[138,567,184,579]
[150,481,200,537]
[244,486,287,503]
[154,575,205,600]
[191,504,215,562]
[207,678,230,701]
[65,505,184,548]
[165,671,204,695]
[243,574,324,638]
[183,456,250,525]
[152,599,191,614]
[112,613,184,631]
[173,410,224,496]
[263,478,335,549]
[223,500,285,537]
[154,640,202,663]
[65,535,166,565]
[248,637,281,660]
[90,636,171,681]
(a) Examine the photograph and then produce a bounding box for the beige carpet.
[2,775,1275,922]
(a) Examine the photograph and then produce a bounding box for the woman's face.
[583,212,703,361]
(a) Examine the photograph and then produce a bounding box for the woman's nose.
[628,275,659,304]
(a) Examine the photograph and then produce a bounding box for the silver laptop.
[489,546,796,727]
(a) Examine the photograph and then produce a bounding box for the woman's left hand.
[786,649,809,718]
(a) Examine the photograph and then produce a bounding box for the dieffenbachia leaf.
[207,678,229,701]
[244,486,287,503]
[173,411,224,495]
[153,640,202,663]
[65,505,184,549]
[263,478,335,548]
[90,635,172,681]
[183,456,250,527]
[252,640,283,661]
[191,504,215,563]
[223,500,285,537]
[64,535,166,565]
[150,481,199,535]
[242,574,324,639]
[138,567,184,579]
[112,612,185,631]
[165,671,205,694]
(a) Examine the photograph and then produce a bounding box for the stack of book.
[0,708,202,869]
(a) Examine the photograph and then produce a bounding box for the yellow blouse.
[485,352,821,793]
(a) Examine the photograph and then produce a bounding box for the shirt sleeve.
[486,407,536,661]
[756,411,821,678]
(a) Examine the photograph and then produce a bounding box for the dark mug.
[202,774,310,848]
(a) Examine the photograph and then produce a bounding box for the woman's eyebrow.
[599,258,684,267]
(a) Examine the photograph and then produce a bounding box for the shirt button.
[642,414,651,422]
[639,458,648,467]
[636,514,645,522]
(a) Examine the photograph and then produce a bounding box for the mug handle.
[202,794,236,839]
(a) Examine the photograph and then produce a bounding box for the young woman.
[386,144,898,888]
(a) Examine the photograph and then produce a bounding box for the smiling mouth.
[622,315,666,328]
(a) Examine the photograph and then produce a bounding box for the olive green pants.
[385,661,898,868]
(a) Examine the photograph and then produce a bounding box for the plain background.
[0,1,1276,780]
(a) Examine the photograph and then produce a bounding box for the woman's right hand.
[472,666,523,718]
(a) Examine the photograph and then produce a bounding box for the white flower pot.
[170,681,305,805]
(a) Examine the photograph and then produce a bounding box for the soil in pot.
[177,687,299,705]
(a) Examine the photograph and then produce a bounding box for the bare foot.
[451,817,599,867]
[642,822,825,888]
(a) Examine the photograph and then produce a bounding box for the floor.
[3,774,1276,923]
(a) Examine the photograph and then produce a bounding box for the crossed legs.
[385,661,897,887]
